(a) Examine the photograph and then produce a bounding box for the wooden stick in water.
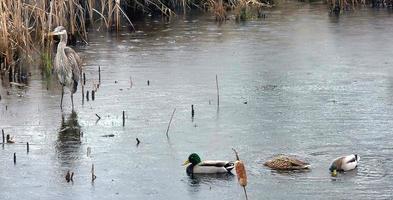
[98,66,101,84]
[91,164,97,182]
[165,108,176,139]
[122,111,125,126]
[216,75,220,107]
[83,73,86,85]
[191,105,194,118]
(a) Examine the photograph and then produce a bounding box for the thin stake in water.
[122,111,125,126]
[92,164,97,182]
[216,75,220,107]
[98,66,101,84]
[191,105,195,118]
[13,153,16,164]
[86,90,89,101]
[165,108,176,139]
[92,90,95,101]
[2,129,4,144]
[83,73,86,85]
[27,142,29,153]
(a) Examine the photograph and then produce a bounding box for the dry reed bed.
[0,0,273,74]
[0,0,135,74]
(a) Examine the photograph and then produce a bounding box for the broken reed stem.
[95,114,101,120]
[165,108,176,139]
[243,187,249,200]
[27,142,29,153]
[92,90,95,101]
[86,90,89,101]
[2,129,4,144]
[232,148,240,160]
[91,164,96,182]
[216,75,220,107]
[136,138,140,146]
[98,66,101,84]
[191,105,194,118]
[82,84,85,104]
[13,153,16,164]
[83,73,86,85]
[122,111,125,126]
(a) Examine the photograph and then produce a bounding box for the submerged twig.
[95,114,101,120]
[165,108,176,139]
[136,138,140,146]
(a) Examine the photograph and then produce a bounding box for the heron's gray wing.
[64,47,82,82]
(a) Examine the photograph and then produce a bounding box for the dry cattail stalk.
[232,148,248,200]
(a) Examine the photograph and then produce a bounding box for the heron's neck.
[57,34,67,55]
[60,33,67,44]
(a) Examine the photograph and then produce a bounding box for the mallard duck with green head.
[183,153,234,175]
[264,155,310,170]
[329,154,359,176]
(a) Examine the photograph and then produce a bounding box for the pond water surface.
[1,2,393,200]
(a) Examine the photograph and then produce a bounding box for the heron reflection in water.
[56,111,82,166]
[49,26,82,110]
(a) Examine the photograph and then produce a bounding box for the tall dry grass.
[0,0,274,74]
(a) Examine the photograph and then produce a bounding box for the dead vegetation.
[0,0,274,75]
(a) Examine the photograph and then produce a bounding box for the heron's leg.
[71,92,74,110]
[60,85,64,109]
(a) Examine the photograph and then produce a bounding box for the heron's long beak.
[183,160,190,166]
[331,169,337,177]
[47,31,58,36]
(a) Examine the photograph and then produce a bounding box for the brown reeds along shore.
[0,0,384,75]
[0,0,275,75]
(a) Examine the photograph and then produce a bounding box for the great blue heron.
[49,26,82,110]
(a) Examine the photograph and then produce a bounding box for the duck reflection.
[187,173,234,191]
[56,111,82,166]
